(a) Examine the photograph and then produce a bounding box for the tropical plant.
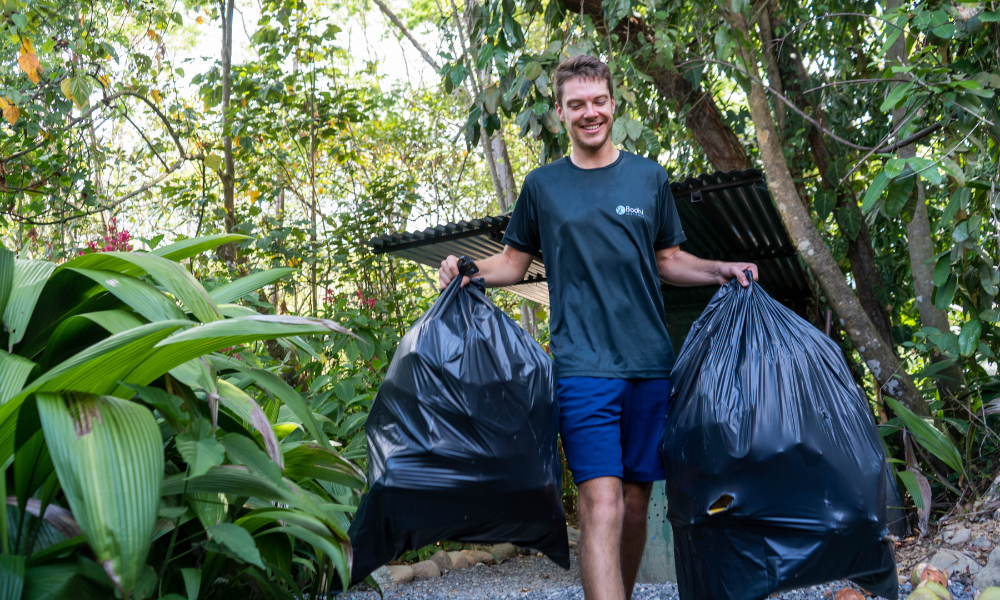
[0,234,365,599]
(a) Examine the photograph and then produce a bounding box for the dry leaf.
[2,101,20,126]
[196,15,204,24]
[147,29,157,41]
[150,89,162,103]
[61,79,74,101]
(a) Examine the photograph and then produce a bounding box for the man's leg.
[578,476,625,600]
[620,481,653,598]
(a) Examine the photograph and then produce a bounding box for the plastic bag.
[348,257,568,586]
[662,276,898,600]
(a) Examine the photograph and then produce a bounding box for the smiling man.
[439,55,758,600]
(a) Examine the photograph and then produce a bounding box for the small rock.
[975,548,1000,590]
[462,550,496,565]
[371,565,394,589]
[834,589,864,600]
[569,540,579,549]
[488,542,517,562]
[409,560,440,579]
[447,551,472,569]
[975,537,994,550]
[930,549,982,579]
[567,526,580,543]
[386,564,414,585]
[951,528,973,546]
[429,550,452,571]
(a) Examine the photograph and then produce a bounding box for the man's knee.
[579,478,625,526]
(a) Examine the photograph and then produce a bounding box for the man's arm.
[438,246,534,289]
[656,245,759,287]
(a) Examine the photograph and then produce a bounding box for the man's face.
[555,77,615,153]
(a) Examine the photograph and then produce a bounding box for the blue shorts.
[557,377,671,484]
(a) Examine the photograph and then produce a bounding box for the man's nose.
[583,102,599,119]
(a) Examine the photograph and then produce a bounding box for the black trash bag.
[662,276,898,600]
[347,257,568,586]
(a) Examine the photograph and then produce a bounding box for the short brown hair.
[552,55,614,106]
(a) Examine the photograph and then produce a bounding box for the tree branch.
[371,0,440,71]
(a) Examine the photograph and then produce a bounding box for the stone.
[409,560,441,579]
[975,537,994,550]
[567,526,581,543]
[569,540,579,549]
[929,549,982,578]
[429,550,452,571]
[386,565,414,585]
[447,551,472,569]
[950,528,973,545]
[975,548,1000,590]
[462,550,496,565]
[371,566,394,589]
[488,543,517,562]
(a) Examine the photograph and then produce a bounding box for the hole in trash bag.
[707,494,734,515]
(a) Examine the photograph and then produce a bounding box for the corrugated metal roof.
[368,169,813,348]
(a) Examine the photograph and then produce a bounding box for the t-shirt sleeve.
[654,178,687,250]
[501,182,541,254]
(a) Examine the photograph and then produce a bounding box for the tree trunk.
[579,0,750,171]
[217,0,237,264]
[768,25,895,348]
[732,13,928,415]
[886,0,967,397]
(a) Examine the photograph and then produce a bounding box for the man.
[439,55,758,600]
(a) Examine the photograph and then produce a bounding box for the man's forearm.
[475,251,531,287]
[657,250,725,286]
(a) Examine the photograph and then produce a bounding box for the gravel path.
[342,551,980,600]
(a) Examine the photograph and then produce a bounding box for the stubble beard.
[570,118,613,154]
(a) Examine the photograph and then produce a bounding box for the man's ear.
[555,100,564,121]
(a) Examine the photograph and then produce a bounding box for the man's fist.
[439,255,470,289]
[718,262,759,287]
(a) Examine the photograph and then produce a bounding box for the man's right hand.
[439,255,470,289]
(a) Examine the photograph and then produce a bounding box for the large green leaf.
[282,443,365,489]
[162,467,289,502]
[263,526,350,591]
[4,260,56,351]
[959,318,982,357]
[215,380,283,469]
[38,392,163,595]
[66,268,187,322]
[58,253,221,323]
[0,351,36,404]
[861,171,890,213]
[934,274,957,310]
[210,354,330,447]
[207,523,265,569]
[885,397,966,476]
[0,554,25,600]
[209,268,296,305]
[41,311,145,370]
[0,321,190,466]
[175,420,226,478]
[0,247,14,320]
[152,234,250,262]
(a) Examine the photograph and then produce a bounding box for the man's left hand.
[718,262,759,287]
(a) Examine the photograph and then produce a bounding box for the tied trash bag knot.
[662,277,899,600]
[455,255,485,291]
[346,266,568,586]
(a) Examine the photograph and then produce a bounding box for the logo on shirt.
[616,205,644,217]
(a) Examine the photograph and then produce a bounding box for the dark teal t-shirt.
[502,151,687,379]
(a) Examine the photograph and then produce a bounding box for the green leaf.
[180,568,201,600]
[813,190,837,221]
[67,268,186,322]
[260,526,349,591]
[611,120,627,145]
[208,268,296,305]
[522,61,542,80]
[933,255,952,287]
[861,171,890,213]
[624,118,642,141]
[204,154,222,172]
[66,76,92,108]
[42,311,147,369]
[912,358,957,380]
[0,554,25,600]
[221,433,284,485]
[3,260,56,351]
[59,253,221,324]
[883,171,916,217]
[958,319,982,357]
[162,466,287,501]
[482,85,501,114]
[0,350,36,403]
[282,443,365,489]
[175,419,226,478]
[215,380,283,469]
[884,397,966,476]
[836,206,862,241]
[207,523,265,569]
[151,234,250,262]
[0,246,14,319]
[979,11,1000,21]
[38,392,163,596]
[880,82,913,112]
[896,470,925,510]
[934,275,957,310]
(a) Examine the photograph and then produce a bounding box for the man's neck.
[568,144,620,170]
